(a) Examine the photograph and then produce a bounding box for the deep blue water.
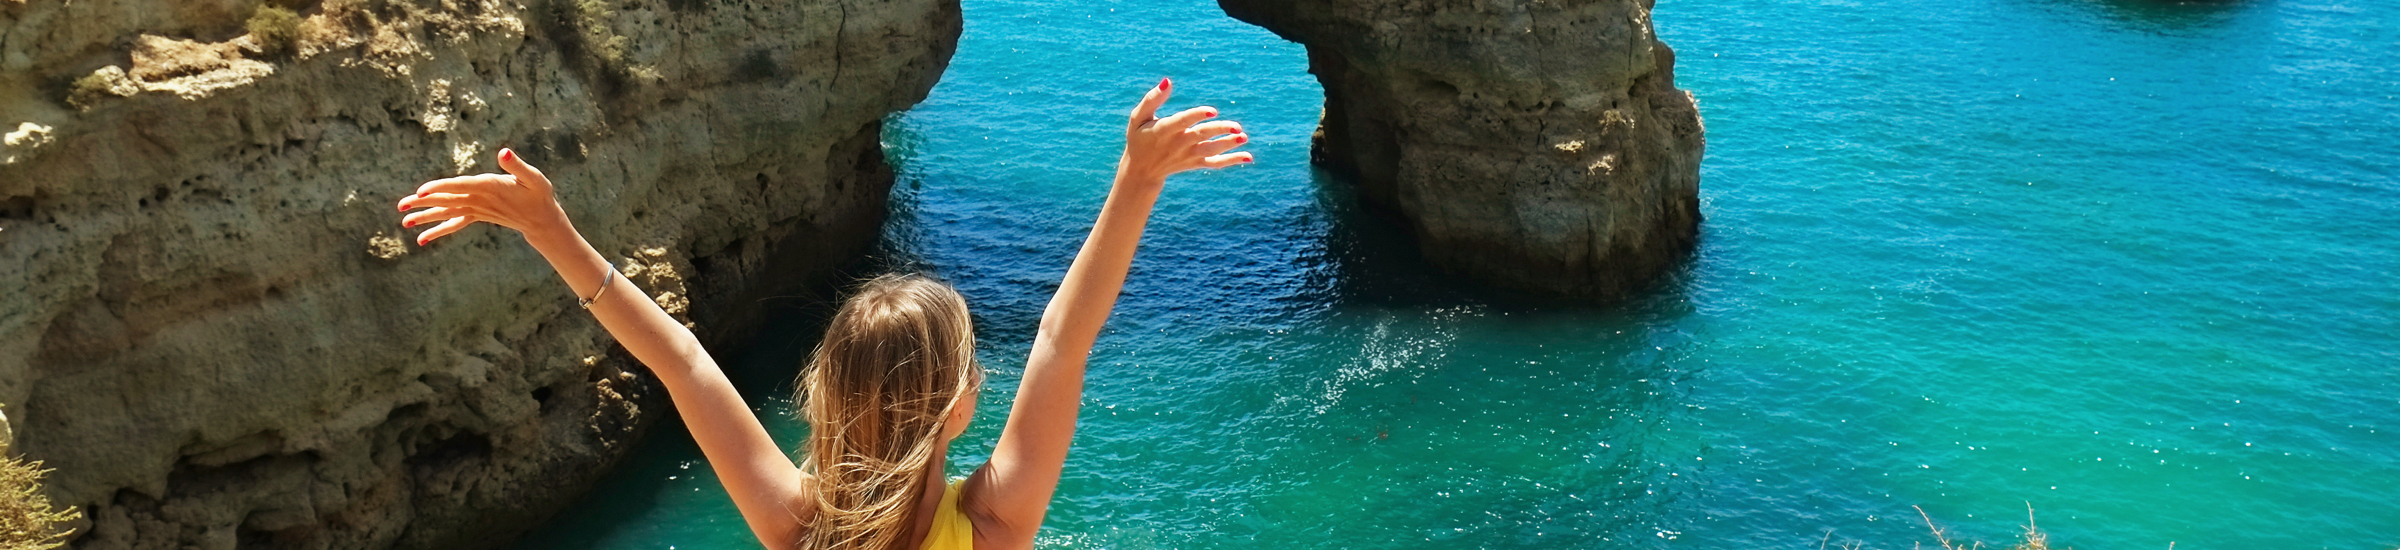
[520,0,2400,548]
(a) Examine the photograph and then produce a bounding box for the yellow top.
[919,479,974,550]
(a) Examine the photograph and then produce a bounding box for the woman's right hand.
[402,151,807,550]
[1116,77,1253,185]
[396,148,572,247]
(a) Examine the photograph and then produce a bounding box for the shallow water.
[517,0,2400,547]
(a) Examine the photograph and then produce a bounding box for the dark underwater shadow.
[1301,166,1703,323]
[2033,0,2266,35]
[506,423,699,549]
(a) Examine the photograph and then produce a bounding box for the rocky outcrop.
[0,0,958,547]
[1219,0,1703,299]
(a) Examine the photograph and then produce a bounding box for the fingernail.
[1243,156,1255,163]
[501,148,516,162]
[1236,135,1248,143]
[404,219,417,228]
[1160,77,1171,90]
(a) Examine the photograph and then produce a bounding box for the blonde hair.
[796,273,982,550]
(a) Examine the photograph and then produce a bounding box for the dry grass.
[1819,504,2098,550]
[1912,504,2049,550]
[0,456,77,550]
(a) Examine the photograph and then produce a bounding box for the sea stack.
[0,0,957,547]
[1219,0,1705,300]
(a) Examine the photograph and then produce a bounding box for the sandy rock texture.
[1220,0,1704,299]
[0,0,958,547]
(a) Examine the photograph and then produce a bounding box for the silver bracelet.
[579,263,617,310]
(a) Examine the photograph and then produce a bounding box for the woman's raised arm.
[397,150,810,548]
[963,78,1253,548]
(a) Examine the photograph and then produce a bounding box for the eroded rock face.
[0,0,958,547]
[1220,0,1703,299]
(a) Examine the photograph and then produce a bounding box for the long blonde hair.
[796,273,982,550]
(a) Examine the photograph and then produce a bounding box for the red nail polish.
[1243,156,1255,163]
[1160,77,1171,89]
[501,148,516,162]
[404,220,417,228]
[1236,135,1248,143]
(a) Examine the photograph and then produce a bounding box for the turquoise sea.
[520,0,2400,547]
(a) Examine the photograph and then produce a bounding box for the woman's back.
[916,480,975,550]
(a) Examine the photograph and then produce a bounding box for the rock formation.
[0,0,958,547]
[1219,0,1704,299]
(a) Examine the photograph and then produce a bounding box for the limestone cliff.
[1219,0,1704,299]
[0,0,958,547]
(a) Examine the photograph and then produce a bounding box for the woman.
[396,78,1249,549]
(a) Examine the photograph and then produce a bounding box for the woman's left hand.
[1116,77,1253,184]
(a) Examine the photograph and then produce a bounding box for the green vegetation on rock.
[246,5,302,57]
[65,66,138,109]
[568,0,633,76]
